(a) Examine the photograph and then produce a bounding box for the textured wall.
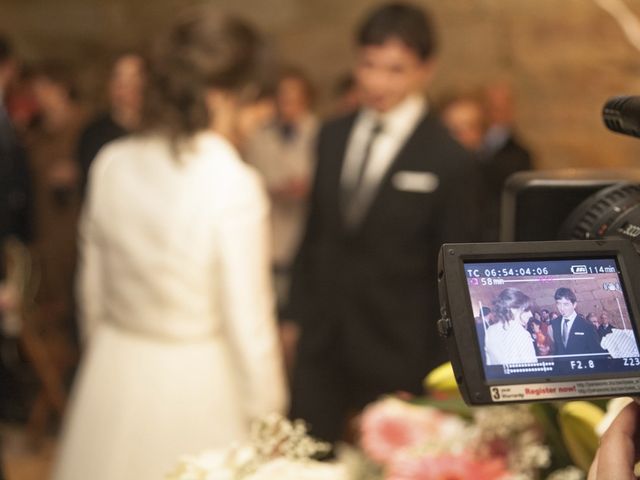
[4,0,640,169]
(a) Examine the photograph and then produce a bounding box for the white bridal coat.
[52,131,287,480]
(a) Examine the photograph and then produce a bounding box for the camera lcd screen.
[464,257,640,382]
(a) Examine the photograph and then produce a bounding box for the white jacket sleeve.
[216,168,287,419]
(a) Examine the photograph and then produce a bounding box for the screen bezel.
[465,256,636,383]
[439,239,640,405]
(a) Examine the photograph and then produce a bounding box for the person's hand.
[588,400,640,480]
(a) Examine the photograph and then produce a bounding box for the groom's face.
[355,39,432,114]
[556,297,576,318]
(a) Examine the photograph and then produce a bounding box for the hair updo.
[141,7,276,141]
[492,288,532,326]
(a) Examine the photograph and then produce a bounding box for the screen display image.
[464,257,640,382]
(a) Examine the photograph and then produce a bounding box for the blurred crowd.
[0,2,536,478]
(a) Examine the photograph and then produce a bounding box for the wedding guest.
[0,33,33,290]
[332,72,361,115]
[480,80,533,240]
[438,90,520,242]
[52,9,286,480]
[587,312,599,330]
[0,33,33,480]
[77,52,146,195]
[288,2,480,443]
[245,66,319,321]
[27,62,85,313]
[438,91,487,152]
[23,62,82,405]
[0,36,32,243]
[5,67,40,134]
[598,311,614,338]
[527,317,552,356]
[485,288,537,365]
[541,308,553,339]
[483,80,532,162]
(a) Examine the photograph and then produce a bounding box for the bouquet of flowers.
[166,414,347,480]
[169,364,630,480]
[358,396,554,480]
[352,362,630,480]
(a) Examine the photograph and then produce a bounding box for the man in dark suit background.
[597,311,614,339]
[286,2,481,443]
[0,36,31,249]
[551,287,603,355]
[0,33,33,480]
[480,81,532,241]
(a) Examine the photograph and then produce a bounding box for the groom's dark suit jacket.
[552,314,603,355]
[289,110,481,435]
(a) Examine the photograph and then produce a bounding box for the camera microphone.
[603,96,640,138]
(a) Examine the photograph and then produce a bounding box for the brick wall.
[4,0,640,168]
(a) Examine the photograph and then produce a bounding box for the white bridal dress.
[484,320,537,366]
[51,132,287,480]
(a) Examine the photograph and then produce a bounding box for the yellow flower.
[423,362,460,397]
[558,401,604,472]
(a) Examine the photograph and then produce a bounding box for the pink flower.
[386,452,511,480]
[360,398,451,465]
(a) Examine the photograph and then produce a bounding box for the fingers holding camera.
[588,400,640,480]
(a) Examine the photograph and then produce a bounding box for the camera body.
[435,97,640,405]
[438,239,640,405]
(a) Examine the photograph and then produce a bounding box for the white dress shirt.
[340,94,427,224]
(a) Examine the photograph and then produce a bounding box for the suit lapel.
[323,115,356,232]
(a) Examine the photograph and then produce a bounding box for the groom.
[287,2,480,443]
[551,287,603,356]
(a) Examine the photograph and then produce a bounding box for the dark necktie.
[343,121,383,226]
[562,318,570,347]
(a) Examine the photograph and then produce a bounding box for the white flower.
[167,415,336,480]
[545,466,585,480]
[166,451,233,480]
[245,458,346,480]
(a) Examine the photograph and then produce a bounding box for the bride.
[52,8,286,480]
[484,288,538,366]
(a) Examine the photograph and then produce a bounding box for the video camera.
[437,97,640,405]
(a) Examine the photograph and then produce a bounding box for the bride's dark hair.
[492,288,532,326]
[141,7,276,141]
